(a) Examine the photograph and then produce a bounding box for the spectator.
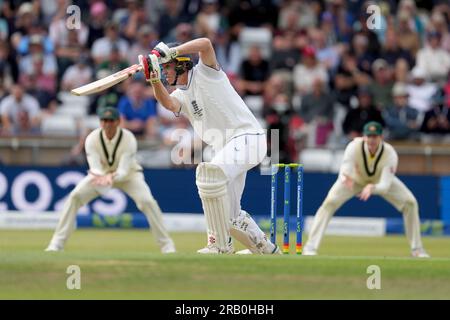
[368,58,394,111]
[87,1,109,48]
[416,31,450,84]
[0,84,41,136]
[118,0,151,41]
[239,45,270,96]
[407,67,437,114]
[264,92,304,163]
[342,86,385,139]
[397,0,425,39]
[312,28,341,74]
[61,54,93,92]
[429,11,450,53]
[270,32,299,72]
[334,51,369,108]
[396,10,421,57]
[19,53,57,113]
[118,80,158,138]
[383,82,420,140]
[91,22,129,65]
[420,88,450,141]
[350,32,374,75]
[293,46,328,98]
[97,44,128,76]
[174,23,194,44]
[214,28,242,80]
[299,78,335,146]
[380,28,413,68]
[0,41,16,87]
[127,24,159,66]
[17,22,54,56]
[18,34,57,74]
[278,0,316,32]
[194,0,224,39]
[157,0,189,42]
[12,2,37,44]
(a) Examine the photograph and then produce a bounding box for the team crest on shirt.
[191,100,203,118]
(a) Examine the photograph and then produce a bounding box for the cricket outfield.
[1,230,449,299]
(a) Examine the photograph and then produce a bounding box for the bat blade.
[71,64,143,96]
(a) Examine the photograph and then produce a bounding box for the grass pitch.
[0,229,449,299]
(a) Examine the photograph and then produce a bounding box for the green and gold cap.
[97,106,119,120]
[363,121,383,136]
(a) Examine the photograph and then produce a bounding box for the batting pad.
[231,210,274,254]
[196,163,231,252]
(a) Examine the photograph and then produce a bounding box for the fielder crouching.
[303,121,429,258]
[45,106,176,253]
[139,38,280,254]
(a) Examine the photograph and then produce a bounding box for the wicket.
[270,163,304,254]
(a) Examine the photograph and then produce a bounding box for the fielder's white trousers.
[210,133,267,220]
[48,172,173,249]
[306,175,424,251]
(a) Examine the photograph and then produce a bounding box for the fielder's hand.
[138,54,161,84]
[359,183,374,201]
[151,42,178,64]
[90,172,114,187]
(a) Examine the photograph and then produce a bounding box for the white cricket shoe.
[161,241,176,254]
[235,244,282,255]
[235,249,253,255]
[45,243,63,252]
[411,248,430,258]
[302,246,317,256]
[197,239,234,254]
[197,244,234,254]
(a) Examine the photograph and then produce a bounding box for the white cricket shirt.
[85,127,143,181]
[170,59,264,150]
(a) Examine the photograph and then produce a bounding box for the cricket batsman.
[303,121,430,258]
[138,38,280,254]
[45,106,176,253]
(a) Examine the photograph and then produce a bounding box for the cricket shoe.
[161,241,176,254]
[235,249,252,255]
[302,246,317,256]
[235,244,282,255]
[411,248,430,258]
[197,237,234,254]
[45,243,63,252]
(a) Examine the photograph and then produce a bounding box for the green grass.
[0,230,450,299]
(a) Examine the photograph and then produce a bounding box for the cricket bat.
[71,64,143,96]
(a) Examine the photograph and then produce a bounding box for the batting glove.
[138,54,161,84]
[151,42,178,64]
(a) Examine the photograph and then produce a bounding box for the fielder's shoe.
[45,243,63,252]
[411,248,430,258]
[302,246,317,256]
[161,241,176,254]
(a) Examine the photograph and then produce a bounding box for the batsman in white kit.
[303,121,429,258]
[139,38,280,254]
[45,106,176,253]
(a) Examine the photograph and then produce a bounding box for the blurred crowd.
[0,0,449,164]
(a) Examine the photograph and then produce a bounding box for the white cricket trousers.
[306,176,424,251]
[210,133,267,220]
[48,172,173,248]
